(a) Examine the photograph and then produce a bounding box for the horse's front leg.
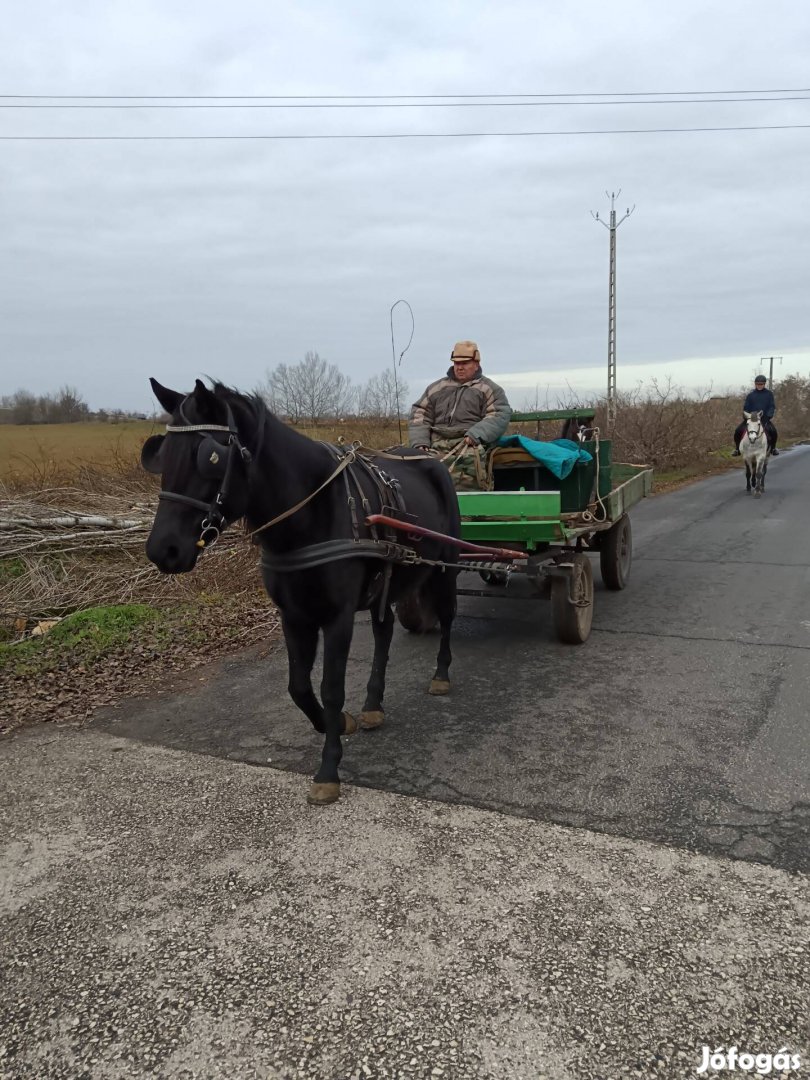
[359,603,395,730]
[309,608,356,806]
[745,462,752,493]
[281,613,324,733]
[429,569,457,696]
[754,458,764,498]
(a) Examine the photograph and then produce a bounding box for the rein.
[245,448,358,540]
[245,442,434,540]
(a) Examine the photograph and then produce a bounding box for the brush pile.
[0,479,266,625]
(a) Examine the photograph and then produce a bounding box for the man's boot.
[771,446,780,456]
[731,447,741,457]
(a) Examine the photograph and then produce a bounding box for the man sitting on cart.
[408,340,512,490]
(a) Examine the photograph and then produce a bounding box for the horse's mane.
[210,380,266,416]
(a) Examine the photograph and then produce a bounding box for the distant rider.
[732,374,779,457]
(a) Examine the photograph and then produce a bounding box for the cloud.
[1,0,809,411]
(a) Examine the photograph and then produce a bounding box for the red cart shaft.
[366,513,527,561]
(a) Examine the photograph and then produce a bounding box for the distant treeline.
[1,351,411,426]
[0,387,148,425]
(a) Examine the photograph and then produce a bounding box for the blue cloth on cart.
[495,435,593,480]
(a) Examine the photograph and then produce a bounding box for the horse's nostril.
[166,544,180,565]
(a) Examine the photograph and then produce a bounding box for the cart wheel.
[479,569,508,586]
[551,553,594,644]
[599,513,632,590]
[396,589,439,633]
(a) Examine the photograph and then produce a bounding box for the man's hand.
[463,435,477,447]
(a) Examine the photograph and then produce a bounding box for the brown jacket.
[408,367,512,447]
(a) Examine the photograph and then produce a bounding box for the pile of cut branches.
[0,481,263,624]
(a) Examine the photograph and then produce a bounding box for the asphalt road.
[2,450,809,1079]
[97,446,810,873]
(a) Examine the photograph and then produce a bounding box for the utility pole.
[592,191,635,430]
[760,355,782,386]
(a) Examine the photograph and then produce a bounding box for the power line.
[2,123,809,141]
[2,96,810,109]
[2,87,808,99]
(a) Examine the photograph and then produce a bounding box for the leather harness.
[158,397,431,616]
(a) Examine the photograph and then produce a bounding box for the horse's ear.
[743,410,751,420]
[150,378,184,415]
[191,378,222,421]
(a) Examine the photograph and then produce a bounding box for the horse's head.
[142,378,255,573]
[743,410,765,442]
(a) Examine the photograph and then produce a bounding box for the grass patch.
[0,603,164,677]
[0,557,25,583]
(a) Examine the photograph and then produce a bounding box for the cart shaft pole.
[365,514,528,560]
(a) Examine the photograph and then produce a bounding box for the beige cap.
[451,340,481,363]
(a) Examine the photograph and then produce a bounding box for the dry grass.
[0,420,160,488]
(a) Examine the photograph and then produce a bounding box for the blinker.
[196,436,230,480]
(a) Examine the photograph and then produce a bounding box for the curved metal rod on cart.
[365,513,528,562]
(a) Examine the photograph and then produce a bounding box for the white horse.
[741,410,769,497]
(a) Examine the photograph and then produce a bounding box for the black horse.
[142,379,460,804]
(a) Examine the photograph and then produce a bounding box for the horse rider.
[408,340,512,489]
[731,374,779,456]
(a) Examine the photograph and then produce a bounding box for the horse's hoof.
[429,678,451,696]
[342,711,357,735]
[307,782,341,805]
[359,710,385,730]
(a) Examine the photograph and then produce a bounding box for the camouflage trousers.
[429,437,494,491]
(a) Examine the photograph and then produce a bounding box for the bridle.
[745,417,764,443]
[159,397,262,549]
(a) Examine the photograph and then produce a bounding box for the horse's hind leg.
[429,569,457,696]
[282,614,325,733]
[359,604,394,730]
[310,608,355,805]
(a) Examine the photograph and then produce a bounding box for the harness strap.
[246,450,358,539]
[247,443,424,541]
[158,491,212,513]
[260,538,417,573]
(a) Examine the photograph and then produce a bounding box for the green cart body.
[451,409,654,643]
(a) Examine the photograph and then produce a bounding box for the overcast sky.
[2,0,809,414]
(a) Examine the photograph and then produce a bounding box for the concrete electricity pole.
[760,355,782,386]
[592,191,635,429]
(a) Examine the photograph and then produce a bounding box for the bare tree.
[260,351,354,423]
[4,386,89,424]
[54,385,89,423]
[357,369,409,419]
[11,390,38,425]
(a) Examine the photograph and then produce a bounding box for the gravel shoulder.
[1,725,808,1080]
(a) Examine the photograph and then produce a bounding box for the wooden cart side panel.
[603,465,653,520]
